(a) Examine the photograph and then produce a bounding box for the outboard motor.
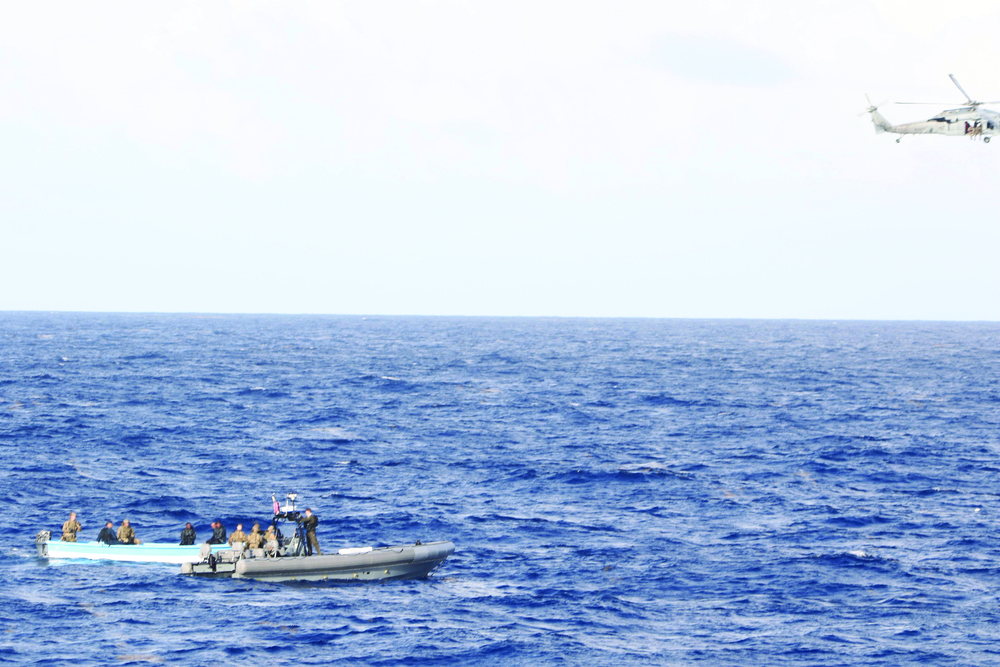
[35,531,51,558]
[226,542,246,562]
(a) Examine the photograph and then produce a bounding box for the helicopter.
[864,74,1000,143]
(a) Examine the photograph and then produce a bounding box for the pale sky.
[2,1,999,319]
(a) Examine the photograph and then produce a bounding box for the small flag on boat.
[272,494,279,514]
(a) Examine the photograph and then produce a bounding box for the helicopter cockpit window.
[929,117,947,122]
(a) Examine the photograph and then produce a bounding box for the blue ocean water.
[1,314,999,665]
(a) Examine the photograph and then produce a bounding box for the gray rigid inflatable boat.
[182,540,455,582]
[255,541,451,582]
[181,495,455,582]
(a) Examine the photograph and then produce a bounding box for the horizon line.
[1,310,998,324]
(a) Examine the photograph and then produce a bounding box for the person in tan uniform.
[262,525,278,553]
[61,512,82,542]
[228,523,247,546]
[117,519,138,545]
[245,523,264,549]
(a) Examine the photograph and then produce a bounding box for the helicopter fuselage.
[867,75,1000,142]
[892,107,999,138]
[871,105,1000,142]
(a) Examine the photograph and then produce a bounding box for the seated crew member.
[117,519,139,545]
[263,525,278,547]
[245,523,264,549]
[207,520,227,544]
[97,521,118,545]
[62,512,82,543]
[301,508,322,556]
[228,523,247,547]
[179,523,197,545]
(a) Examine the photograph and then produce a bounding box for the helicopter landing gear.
[985,136,991,143]
[896,137,901,143]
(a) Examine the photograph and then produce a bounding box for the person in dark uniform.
[207,520,227,544]
[301,508,321,556]
[97,521,118,545]
[179,523,197,545]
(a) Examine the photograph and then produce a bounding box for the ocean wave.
[3,315,1000,664]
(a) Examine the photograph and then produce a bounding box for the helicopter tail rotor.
[859,95,889,113]
[861,94,893,133]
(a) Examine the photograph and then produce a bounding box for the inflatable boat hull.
[181,541,455,582]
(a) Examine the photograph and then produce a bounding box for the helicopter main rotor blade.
[949,74,974,104]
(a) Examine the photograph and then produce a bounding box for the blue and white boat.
[36,532,231,564]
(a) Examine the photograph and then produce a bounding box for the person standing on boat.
[207,520,227,544]
[179,523,197,545]
[228,523,247,547]
[117,519,138,545]
[61,512,82,542]
[301,508,322,556]
[97,521,118,545]
[245,523,264,549]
